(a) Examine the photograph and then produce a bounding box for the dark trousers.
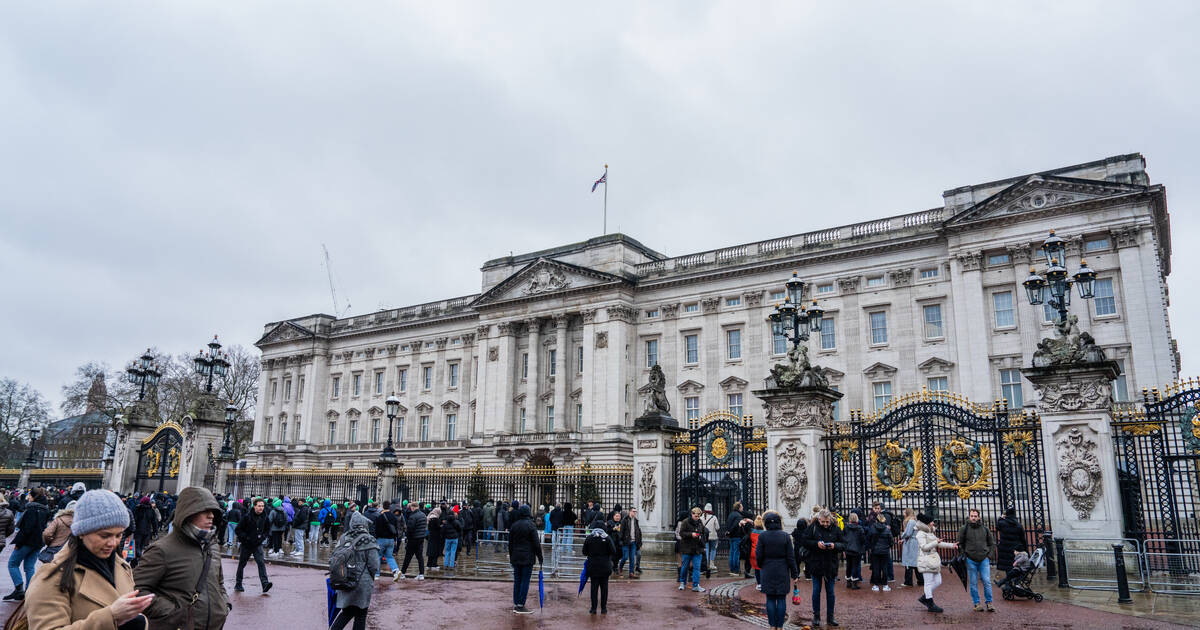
[765,595,787,628]
[589,574,610,611]
[464,529,476,554]
[401,538,425,575]
[845,552,862,581]
[512,564,533,607]
[269,531,284,553]
[903,566,924,586]
[330,606,367,630]
[427,535,442,567]
[133,534,152,564]
[870,553,889,586]
[811,574,835,619]
[236,543,269,587]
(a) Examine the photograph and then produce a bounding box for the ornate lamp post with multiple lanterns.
[768,271,825,353]
[193,335,231,393]
[1022,229,1097,323]
[23,427,41,467]
[382,394,400,461]
[220,402,238,459]
[125,349,162,401]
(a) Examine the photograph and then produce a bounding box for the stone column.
[376,458,400,503]
[496,322,517,433]
[215,456,234,496]
[632,425,683,533]
[580,309,597,432]
[525,318,541,431]
[1022,360,1123,538]
[951,252,992,402]
[17,463,33,489]
[474,325,492,435]
[752,384,842,523]
[553,314,569,432]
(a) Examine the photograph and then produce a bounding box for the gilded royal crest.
[832,439,859,462]
[935,439,991,499]
[870,441,922,500]
[708,427,734,465]
[1001,431,1034,458]
[1183,409,1200,453]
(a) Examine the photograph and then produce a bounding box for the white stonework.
[249,153,1177,470]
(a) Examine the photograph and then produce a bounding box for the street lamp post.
[1022,230,1097,323]
[220,402,237,459]
[768,271,825,353]
[24,427,40,467]
[193,335,231,393]
[125,349,162,401]
[382,394,400,461]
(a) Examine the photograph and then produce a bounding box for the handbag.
[37,545,62,564]
[155,542,213,630]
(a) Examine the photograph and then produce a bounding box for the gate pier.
[752,385,841,523]
[1022,360,1123,539]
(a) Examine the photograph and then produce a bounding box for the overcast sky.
[2,1,1197,415]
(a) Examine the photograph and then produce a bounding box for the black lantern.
[1022,268,1047,305]
[382,393,399,460]
[1073,259,1096,299]
[125,348,162,401]
[220,402,237,459]
[193,335,231,393]
[769,272,825,353]
[1021,230,1098,324]
[24,427,40,467]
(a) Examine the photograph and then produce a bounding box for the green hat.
[272,498,282,508]
[402,500,409,506]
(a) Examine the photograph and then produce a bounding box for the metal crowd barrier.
[473,527,710,577]
[1143,539,1200,595]
[1058,537,1147,593]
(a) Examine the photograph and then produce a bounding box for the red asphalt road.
[0,547,1189,630]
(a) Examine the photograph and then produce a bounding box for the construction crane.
[322,244,352,318]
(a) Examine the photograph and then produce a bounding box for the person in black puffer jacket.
[397,503,427,580]
[841,513,865,589]
[441,509,463,569]
[582,522,619,614]
[4,488,50,600]
[865,513,893,590]
[801,509,845,627]
[756,511,799,630]
[233,497,272,593]
[791,518,809,579]
[995,508,1026,572]
[507,505,542,614]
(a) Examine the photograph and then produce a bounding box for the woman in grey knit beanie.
[25,490,154,629]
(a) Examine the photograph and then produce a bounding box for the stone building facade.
[250,153,1177,470]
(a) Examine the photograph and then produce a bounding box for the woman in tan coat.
[26,490,154,630]
[41,502,76,563]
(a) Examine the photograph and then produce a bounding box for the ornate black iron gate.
[1113,382,1200,572]
[135,422,183,494]
[823,391,1048,549]
[672,411,768,528]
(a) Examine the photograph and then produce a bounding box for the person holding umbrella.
[914,513,957,613]
[582,519,619,614]
[958,509,997,612]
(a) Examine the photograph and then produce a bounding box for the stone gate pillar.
[632,422,682,533]
[1022,360,1122,539]
[111,401,158,494]
[376,459,400,503]
[752,384,842,524]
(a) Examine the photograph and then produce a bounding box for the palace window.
[278,421,286,443]
[772,330,787,355]
[576,403,583,428]
[397,368,407,392]
[1000,369,1024,408]
[923,304,943,339]
[546,406,554,432]
[294,419,302,442]
[522,353,529,379]
[1094,278,1117,316]
[831,386,840,420]
[927,376,948,392]
[447,414,457,440]
[820,318,836,350]
[727,329,742,360]
[684,303,699,313]
[374,371,384,395]
[397,417,405,440]
[284,380,292,402]
[419,415,430,441]
[423,366,433,390]
[646,339,658,367]
[1085,238,1110,252]
[298,376,304,401]
[577,346,584,374]
[270,380,277,403]
[919,268,939,279]
[548,350,557,376]
[685,397,700,421]
[371,418,380,442]
[769,290,785,302]
[993,291,1015,328]
[866,276,885,288]
[873,382,893,411]
[727,393,743,417]
[328,421,336,444]
[645,309,659,318]
[519,408,527,433]
[726,296,741,307]
[349,419,358,443]
[684,334,699,364]
[1113,359,1129,401]
[448,363,459,388]
[988,253,1011,266]
[331,376,340,399]
[352,374,361,397]
[817,283,834,294]
[869,311,888,345]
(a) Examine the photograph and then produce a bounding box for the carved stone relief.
[661,303,680,319]
[606,305,636,323]
[701,297,721,314]
[1056,427,1102,519]
[487,346,499,361]
[1113,227,1140,249]
[776,441,808,514]
[595,331,609,349]
[1034,375,1113,413]
[581,309,597,324]
[639,462,658,514]
[763,397,833,428]
[888,268,914,287]
[523,266,571,295]
[836,276,860,292]
[956,251,982,272]
[742,290,764,307]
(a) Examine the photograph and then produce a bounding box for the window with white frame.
[646,339,659,367]
[298,376,304,401]
[728,393,743,417]
[577,346,584,373]
[352,374,362,397]
[331,376,340,399]
[645,309,659,318]
[727,329,742,360]
[1113,359,1129,401]
[923,304,944,339]
[396,417,404,440]
[522,353,529,379]
[397,368,407,392]
[1094,278,1117,316]
[993,291,1015,328]
[374,371,384,395]
[284,380,292,402]
[817,283,834,294]
[919,268,939,279]
[1000,369,1024,408]
[927,376,948,392]
[419,415,430,441]
[772,330,787,355]
[446,414,457,440]
[866,276,885,288]
[684,303,699,313]
[423,366,432,389]
[1085,238,1110,252]
[270,380,277,403]
[278,420,286,443]
[371,418,380,442]
[328,421,336,444]
[546,406,554,432]
[869,311,888,345]
[873,382,893,411]
[820,317,836,350]
[988,253,1011,266]
[684,334,699,364]
[1042,302,1057,324]
[769,290,786,302]
[548,349,557,376]
[448,363,459,388]
[685,396,700,421]
[349,419,358,443]
[294,418,302,442]
[576,403,583,428]
[519,407,527,433]
[831,385,840,420]
[726,296,741,307]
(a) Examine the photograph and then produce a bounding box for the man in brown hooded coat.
[133,486,230,629]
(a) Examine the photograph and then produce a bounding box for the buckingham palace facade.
[249,153,1177,470]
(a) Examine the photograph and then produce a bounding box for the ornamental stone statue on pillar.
[635,365,678,429]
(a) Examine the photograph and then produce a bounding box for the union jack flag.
[591,172,607,192]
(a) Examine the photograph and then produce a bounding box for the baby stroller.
[998,547,1045,602]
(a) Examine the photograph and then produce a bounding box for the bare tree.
[217,345,260,459]
[0,379,52,466]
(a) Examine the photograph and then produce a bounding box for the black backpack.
[323,509,337,528]
[328,534,368,591]
[271,509,286,527]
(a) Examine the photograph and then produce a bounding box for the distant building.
[251,153,1177,470]
[40,374,112,470]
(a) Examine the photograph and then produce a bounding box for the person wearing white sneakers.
[865,512,893,593]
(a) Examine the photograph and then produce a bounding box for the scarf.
[76,543,116,588]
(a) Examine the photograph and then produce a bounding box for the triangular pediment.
[918,357,955,375]
[676,380,705,394]
[947,175,1147,226]
[256,321,316,347]
[863,362,898,379]
[470,258,629,308]
[719,376,748,392]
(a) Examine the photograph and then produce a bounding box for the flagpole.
[603,164,608,235]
